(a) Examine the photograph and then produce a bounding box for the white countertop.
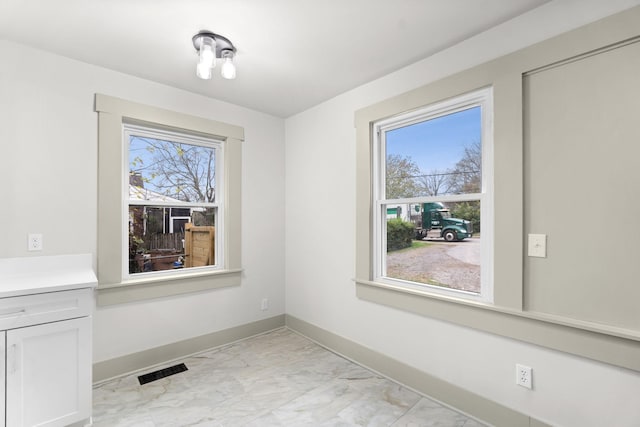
[0,254,97,298]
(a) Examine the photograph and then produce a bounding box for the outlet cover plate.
[516,363,532,389]
[28,233,43,251]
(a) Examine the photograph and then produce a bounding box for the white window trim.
[95,94,243,306]
[372,87,493,303]
[371,88,494,302]
[122,123,224,281]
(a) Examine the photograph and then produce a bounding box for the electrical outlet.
[28,233,43,251]
[261,298,268,311]
[516,364,532,389]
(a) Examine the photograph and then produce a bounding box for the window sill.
[372,276,490,304]
[355,278,640,372]
[97,269,242,306]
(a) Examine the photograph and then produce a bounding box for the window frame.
[123,123,224,280]
[95,94,243,306]
[371,88,494,302]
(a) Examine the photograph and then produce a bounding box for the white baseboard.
[286,314,550,427]
[92,313,550,427]
[93,314,286,383]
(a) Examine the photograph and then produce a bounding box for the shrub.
[387,218,415,251]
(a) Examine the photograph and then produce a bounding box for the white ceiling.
[0,0,552,117]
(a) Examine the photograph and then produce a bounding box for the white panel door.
[6,317,91,427]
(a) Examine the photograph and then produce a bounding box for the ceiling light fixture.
[192,31,236,80]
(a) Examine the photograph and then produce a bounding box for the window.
[372,88,493,301]
[125,124,222,277]
[95,94,243,305]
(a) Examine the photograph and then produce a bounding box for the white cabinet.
[0,255,96,427]
[6,316,91,427]
[0,331,5,425]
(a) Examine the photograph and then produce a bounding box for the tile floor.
[92,328,485,426]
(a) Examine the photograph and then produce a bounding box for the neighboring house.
[129,174,192,236]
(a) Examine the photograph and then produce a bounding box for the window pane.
[385,201,480,293]
[385,107,481,199]
[128,205,216,274]
[129,136,216,203]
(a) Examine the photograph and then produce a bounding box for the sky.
[129,136,171,192]
[386,106,481,173]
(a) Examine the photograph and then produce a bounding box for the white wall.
[2,0,640,425]
[284,2,640,426]
[0,40,286,363]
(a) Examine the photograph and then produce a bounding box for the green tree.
[450,201,481,233]
[386,154,421,199]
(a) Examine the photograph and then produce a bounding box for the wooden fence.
[147,232,185,251]
[185,224,215,267]
[134,228,214,270]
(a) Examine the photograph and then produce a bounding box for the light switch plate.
[528,234,546,258]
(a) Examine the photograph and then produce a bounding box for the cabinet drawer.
[0,288,92,330]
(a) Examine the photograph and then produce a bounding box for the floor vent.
[138,363,188,385]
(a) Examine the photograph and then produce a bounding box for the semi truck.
[414,202,473,242]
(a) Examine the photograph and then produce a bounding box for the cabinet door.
[6,317,91,427]
[0,331,5,427]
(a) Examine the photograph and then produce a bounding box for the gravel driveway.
[386,238,480,293]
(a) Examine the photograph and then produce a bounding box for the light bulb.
[201,44,214,66]
[196,36,216,79]
[220,50,236,80]
[196,61,212,79]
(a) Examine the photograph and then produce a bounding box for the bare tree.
[418,169,454,196]
[130,137,216,203]
[385,154,421,199]
[449,141,481,194]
